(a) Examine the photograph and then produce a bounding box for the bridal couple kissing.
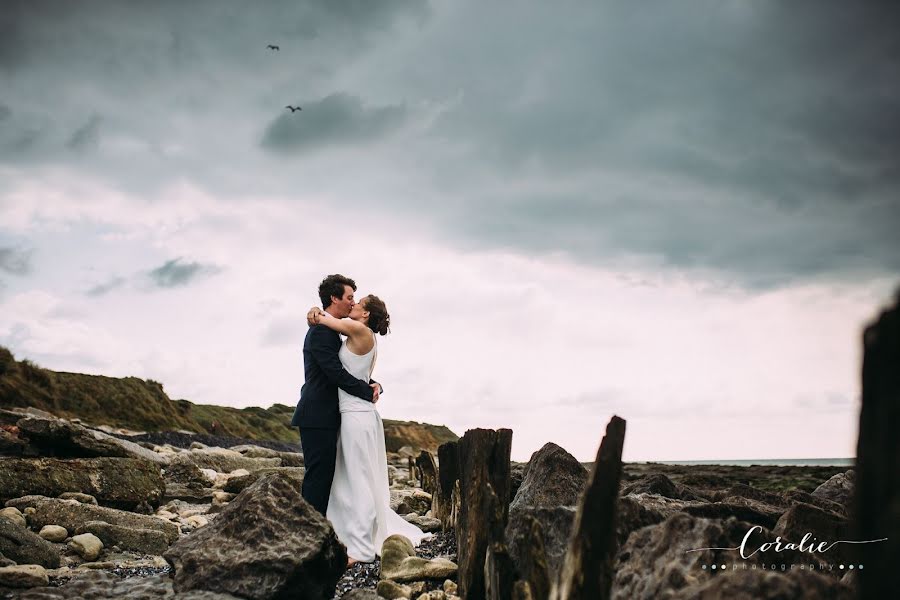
[290,274,430,568]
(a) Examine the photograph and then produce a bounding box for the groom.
[291,274,381,516]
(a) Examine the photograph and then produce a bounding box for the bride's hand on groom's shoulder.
[307,307,323,327]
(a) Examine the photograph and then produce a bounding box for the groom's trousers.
[298,426,339,516]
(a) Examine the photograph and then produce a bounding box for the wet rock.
[67,533,103,561]
[164,471,346,600]
[75,521,169,555]
[163,484,218,503]
[682,500,780,530]
[811,470,855,508]
[402,514,441,532]
[376,579,412,599]
[0,507,26,528]
[782,490,848,517]
[380,535,458,583]
[340,590,381,600]
[671,568,855,599]
[611,513,819,600]
[509,514,551,600]
[5,496,179,544]
[15,417,167,465]
[229,445,304,467]
[0,564,48,588]
[221,467,304,494]
[620,474,680,499]
[167,448,281,474]
[5,570,243,599]
[0,516,60,568]
[58,493,97,505]
[0,458,165,510]
[163,461,210,489]
[0,428,27,457]
[38,525,68,543]
[773,502,853,565]
[723,484,788,507]
[511,443,587,511]
[614,495,666,548]
[506,506,575,576]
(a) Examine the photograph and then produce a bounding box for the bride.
[308,295,430,565]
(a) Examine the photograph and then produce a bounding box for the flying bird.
[267,44,280,51]
[285,105,302,112]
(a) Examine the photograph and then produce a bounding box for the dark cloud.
[86,275,125,297]
[260,93,407,153]
[67,115,101,152]
[1,0,897,290]
[0,246,32,275]
[147,258,220,289]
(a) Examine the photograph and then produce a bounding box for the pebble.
[39,525,69,542]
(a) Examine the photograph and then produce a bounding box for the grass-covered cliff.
[0,346,458,453]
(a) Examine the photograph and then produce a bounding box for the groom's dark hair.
[318,274,357,308]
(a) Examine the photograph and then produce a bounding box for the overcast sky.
[1,0,897,461]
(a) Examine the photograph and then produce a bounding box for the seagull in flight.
[267,44,280,51]
[285,105,302,112]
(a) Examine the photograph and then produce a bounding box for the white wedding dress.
[326,331,430,562]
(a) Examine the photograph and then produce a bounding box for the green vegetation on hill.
[0,346,458,452]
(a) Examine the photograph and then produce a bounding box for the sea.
[650,458,855,467]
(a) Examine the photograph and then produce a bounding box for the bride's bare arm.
[308,307,369,339]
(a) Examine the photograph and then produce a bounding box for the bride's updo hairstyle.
[364,295,390,336]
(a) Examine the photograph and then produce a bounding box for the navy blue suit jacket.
[290,325,377,429]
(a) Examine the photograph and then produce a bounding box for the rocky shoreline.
[0,407,861,600]
[0,408,878,600]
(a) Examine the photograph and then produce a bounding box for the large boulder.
[511,443,587,511]
[0,458,165,510]
[5,496,179,544]
[0,517,60,568]
[15,417,166,464]
[811,470,855,508]
[163,471,346,600]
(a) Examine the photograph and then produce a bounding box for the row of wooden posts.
[411,417,626,600]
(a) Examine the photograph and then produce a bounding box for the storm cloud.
[147,258,220,289]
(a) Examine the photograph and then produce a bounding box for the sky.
[1,0,898,462]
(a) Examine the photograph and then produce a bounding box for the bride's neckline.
[343,330,376,357]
